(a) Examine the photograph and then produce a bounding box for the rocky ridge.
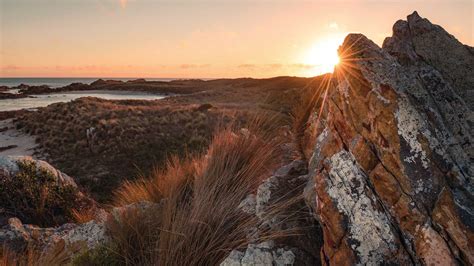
[303,11,473,265]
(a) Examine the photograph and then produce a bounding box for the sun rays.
[302,34,381,132]
[301,34,346,76]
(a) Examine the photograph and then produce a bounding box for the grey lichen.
[326,150,399,264]
[395,96,430,169]
[220,241,296,266]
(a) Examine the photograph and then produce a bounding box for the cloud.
[179,64,211,69]
[290,64,316,70]
[267,64,283,69]
[235,64,316,70]
[1,65,22,71]
[238,64,256,68]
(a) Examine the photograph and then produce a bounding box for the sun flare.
[302,34,345,75]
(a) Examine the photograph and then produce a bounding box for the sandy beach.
[0,119,37,157]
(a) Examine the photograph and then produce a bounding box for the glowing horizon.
[1,0,472,78]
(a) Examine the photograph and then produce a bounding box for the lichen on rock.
[304,11,474,265]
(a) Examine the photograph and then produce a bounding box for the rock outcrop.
[0,156,97,226]
[0,156,106,257]
[383,11,474,109]
[303,12,473,265]
[0,200,161,262]
[222,159,323,266]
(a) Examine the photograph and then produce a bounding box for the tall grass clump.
[105,115,284,265]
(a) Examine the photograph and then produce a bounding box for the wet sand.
[0,119,37,157]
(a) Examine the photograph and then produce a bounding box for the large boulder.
[304,12,473,265]
[0,155,107,257]
[0,156,96,227]
[0,156,78,188]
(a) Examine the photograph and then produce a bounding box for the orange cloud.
[120,0,127,8]
[179,64,211,69]
[238,64,256,68]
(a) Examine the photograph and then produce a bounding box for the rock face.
[222,160,323,266]
[304,12,473,265]
[383,11,474,109]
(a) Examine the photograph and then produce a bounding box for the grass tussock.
[1,241,84,266]
[95,115,284,265]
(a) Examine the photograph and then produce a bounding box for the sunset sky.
[1,0,472,78]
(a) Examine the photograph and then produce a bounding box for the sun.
[301,34,345,75]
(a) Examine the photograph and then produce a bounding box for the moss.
[72,245,120,266]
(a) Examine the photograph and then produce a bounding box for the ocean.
[0,78,178,88]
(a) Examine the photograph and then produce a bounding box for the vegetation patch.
[15,98,228,202]
[85,119,285,265]
[0,160,83,227]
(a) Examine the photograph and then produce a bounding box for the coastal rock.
[304,12,473,265]
[18,85,52,95]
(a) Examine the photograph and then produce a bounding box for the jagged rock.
[228,160,322,265]
[0,155,163,261]
[304,12,473,265]
[383,11,474,109]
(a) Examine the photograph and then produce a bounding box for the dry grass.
[12,77,319,203]
[113,156,197,207]
[157,129,280,265]
[96,114,285,265]
[1,241,83,266]
[15,98,225,202]
[71,208,97,224]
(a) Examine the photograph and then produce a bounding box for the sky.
[0,0,472,78]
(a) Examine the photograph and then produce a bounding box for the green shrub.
[0,160,82,227]
[72,246,120,266]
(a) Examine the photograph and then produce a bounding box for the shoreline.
[0,90,167,112]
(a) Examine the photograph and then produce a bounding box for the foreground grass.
[74,117,284,265]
